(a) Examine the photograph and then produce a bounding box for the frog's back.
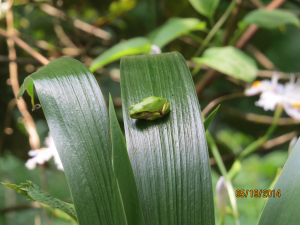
[141,96,166,112]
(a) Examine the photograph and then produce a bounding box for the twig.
[263,131,299,149]
[52,17,78,49]
[223,0,242,46]
[195,0,287,97]
[257,70,300,79]
[0,99,16,154]
[40,4,111,40]
[0,28,50,65]
[202,92,245,117]
[235,0,287,48]
[222,105,300,125]
[245,44,275,70]
[0,203,39,214]
[237,105,283,160]
[194,0,236,57]
[249,0,264,8]
[5,0,40,149]
[0,55,41,64]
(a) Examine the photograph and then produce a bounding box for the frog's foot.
[148,112,161,121]
[161,103,170,115]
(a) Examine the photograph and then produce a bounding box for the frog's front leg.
[148,112,161,121]
[161,103,170,115]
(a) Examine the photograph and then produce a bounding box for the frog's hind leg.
[148,112,161,121]
[162,103,170,115]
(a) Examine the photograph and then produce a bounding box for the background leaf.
[243,9,300,29]
[2,181,77,222]
[109,95,146,225]
[19,58,127,225]
[90,37,151,72]
[258,138,300,225]
[203,105,220,131]
[192,46,257,82]
[148,18,206,48]
[120,52,214,225]
[189,0,220,18]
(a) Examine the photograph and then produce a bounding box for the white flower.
[216,176,228,217]
[25,132,64,171]
[245,74,300,120]
[150,45,161,54]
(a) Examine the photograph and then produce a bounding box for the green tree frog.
[129,96,170,120]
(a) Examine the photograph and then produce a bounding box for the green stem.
[206,131,240,225]
[193,0,236,57]
[228,25,249,46]
[237,105,283,161]
[186,32,205,44]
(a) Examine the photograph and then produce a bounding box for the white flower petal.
[255,91,283,111]
[25,158,37,170]
[150,45,161,54]
[283,102,300,120]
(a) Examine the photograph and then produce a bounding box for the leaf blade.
[148,18,206,48]
[120,52,215,225]
[2,181,77,222]
[203,104,220,131]
[258,138,300,224]
[20,58,127,225]
[243,9,300,29]
[90,37,151,72]
[109,95,146,225]
[192,46,257,82]
[189,0,220,18]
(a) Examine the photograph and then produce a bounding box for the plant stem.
[206,131,240,225]
[237,105,283,160]
[193,0,236,57]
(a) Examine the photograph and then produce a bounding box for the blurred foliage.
[0,0,300,224]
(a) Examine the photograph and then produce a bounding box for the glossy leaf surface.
[243,9,300,29]
[189,0,220,18]
[193,46,257,82]
[120,52,214,225]
[19,58,127,225]
[90,37,151,72]
[258,138,300,225]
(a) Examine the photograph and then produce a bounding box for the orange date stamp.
[236,189,281,198]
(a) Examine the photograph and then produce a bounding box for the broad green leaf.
[2,181,77,222]
[18,58,127,225]
[192,46,257,83]
[90,37,151,72]
[148,18,206,48]
[189,0,220,18]
[203,104,220,131]
[243,9,300,29]
[120,52,214,225]
[109,95,146,225]
[258,138,300,224]
[18,76,34,105]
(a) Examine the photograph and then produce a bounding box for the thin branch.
[223,0,242,46]
[0,99,16,154]
[202,92,245,117]
[6,0,40,149]
[245,44,275,70]
[0,28,50,65]
[235,0,287,48]
[222,105,300,125]
[257,70,300,79]
[263,131,299,149]
[40,4,111,40]
[194,0,236,57]
[0,55,41,64]
[249,0,264,8]
[195,0,287,97]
